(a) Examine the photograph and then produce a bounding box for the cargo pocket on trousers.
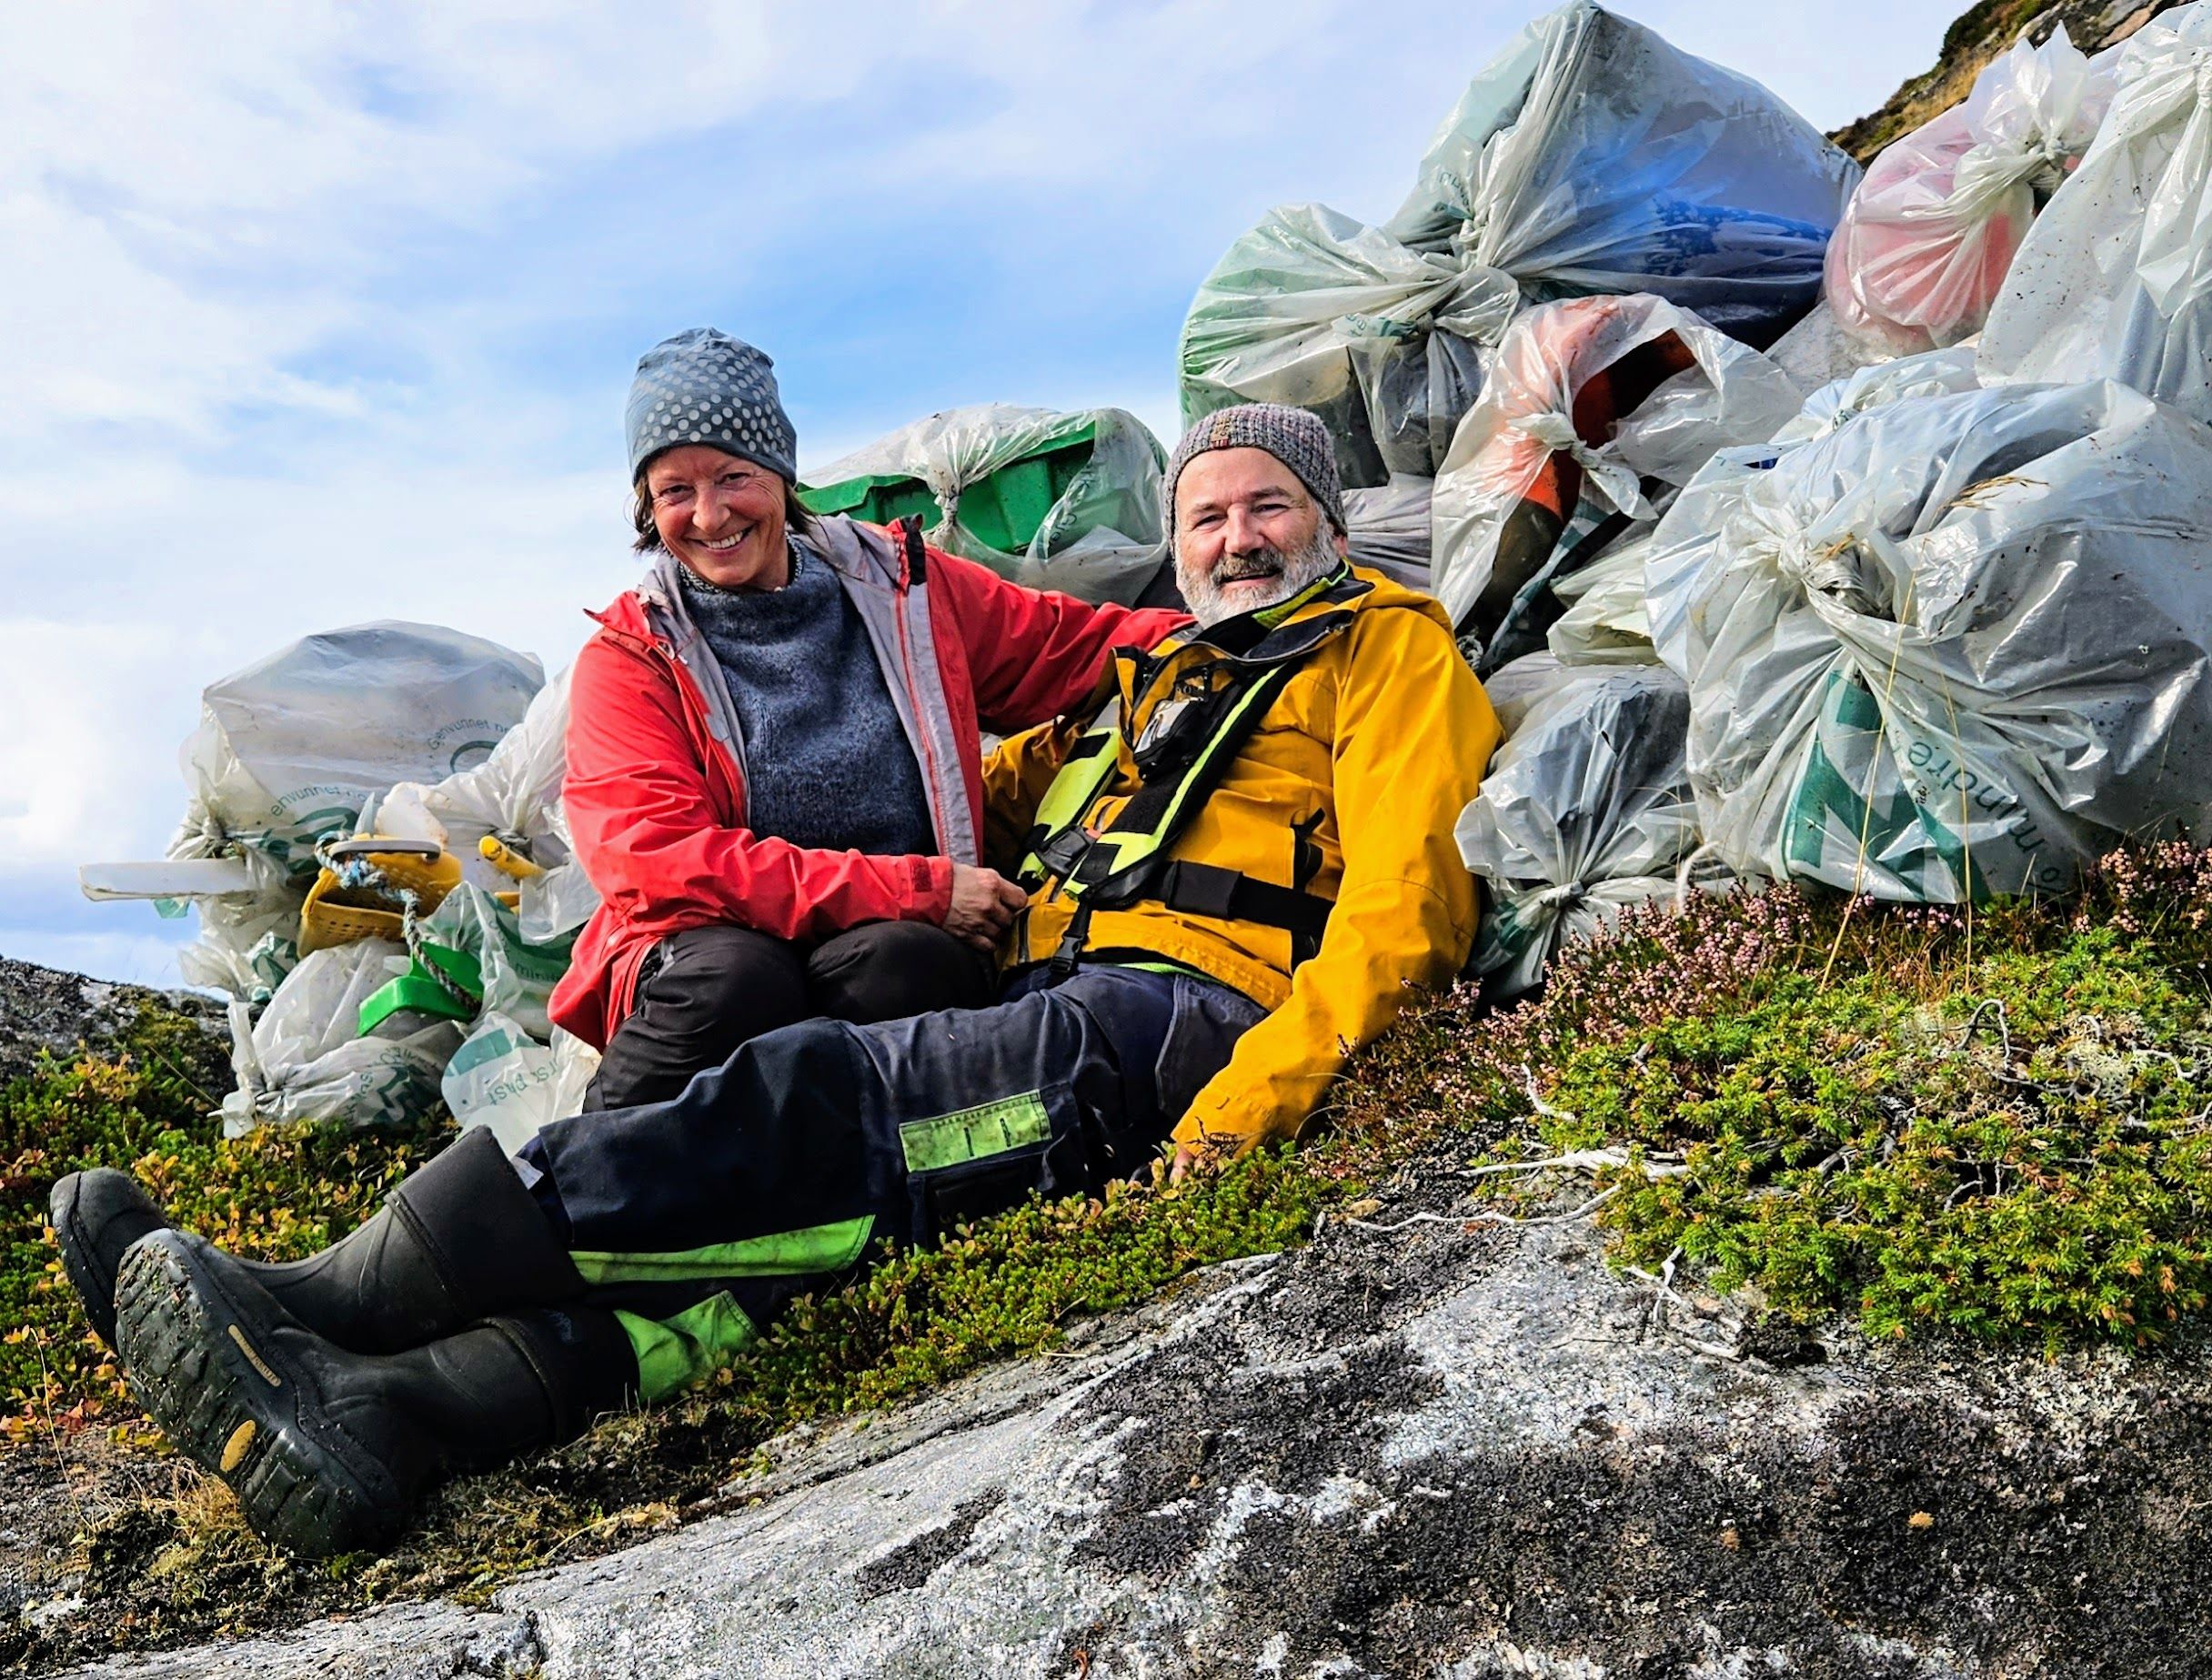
[901,1084,1079,1244]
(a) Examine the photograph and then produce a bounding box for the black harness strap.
[1031,568,1373,982]
[899,515,929,584]
[1156,861,1332,941]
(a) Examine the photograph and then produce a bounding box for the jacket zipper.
[891,553,956,855]
[638,629,747,820]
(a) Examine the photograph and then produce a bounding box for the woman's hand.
[943,864,1029,951]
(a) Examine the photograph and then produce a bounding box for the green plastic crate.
[799,424,1098,557]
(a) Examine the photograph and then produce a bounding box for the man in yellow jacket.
[986,404,1500,1168]
[81,405,1499,1562]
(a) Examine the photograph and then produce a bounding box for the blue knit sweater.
[676,546,936,860]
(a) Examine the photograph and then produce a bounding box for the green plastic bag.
[800,404,1167,604]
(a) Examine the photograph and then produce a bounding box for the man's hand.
[943,864,1028,951]
[1160,1136,1235,1186]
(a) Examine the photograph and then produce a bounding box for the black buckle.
[1045,902,1094,985]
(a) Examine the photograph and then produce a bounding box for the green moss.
[1383,850,2212,1356]
[1533,930,2212,1349]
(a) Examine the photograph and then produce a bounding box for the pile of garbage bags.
[799,404,1169,604]
[83,624,600,1140]
[1178,0,1855,493]
[1428,0,2212,998]
[1649,377,2212,901]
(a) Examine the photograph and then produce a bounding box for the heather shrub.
[1339,851,2212,1351]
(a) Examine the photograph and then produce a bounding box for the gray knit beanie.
[1164,403,1346,545]
[626,327,798,483]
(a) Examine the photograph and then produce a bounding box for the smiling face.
[644,444,791,589]
[1171,447,1348,627]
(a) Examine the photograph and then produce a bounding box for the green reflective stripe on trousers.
[615,1293,759,1404]
[571,1214,875,1285]
[900,1091,1051,1173]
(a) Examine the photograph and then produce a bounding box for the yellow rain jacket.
[981,565,1500,1152]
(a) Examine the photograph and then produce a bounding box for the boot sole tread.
[116,1237,407,1560]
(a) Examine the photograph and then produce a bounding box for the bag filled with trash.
[1645,378,2212,900]
[219,940,456,1135]
[799,405,1168,604]
[1455,659,1704,997]
[1180,0,1854,487]
[1980,5,2212,422]
[1545,532,1660,666]
[377,667,598,947]
[442,1013,599,1153]
[1828,28,2116,356]
[83,623,543,999]
[1431,294,1801,656]
[1343,474,1436,590]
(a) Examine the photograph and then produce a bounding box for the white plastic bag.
[441,1012,598,1154]
[1547,533,1658,666]
[1980,6,2212,421]
[1456,661,1704,996]
[1643,346,1986,678]
[1382,3,1856,347]
[172,622,543,881]
[802,405,1168,604]
[1179,203,1515,485]
[379,668,599,945]
[1343,474,1435,590]
[1180,2,1854,486]
[1477,651,1572,737]
[1771,346,1986,448]
[148,623,541,999]
[1644,378,2212,901]
[1432,295,1801,633]
[220,941,455,1135]
[1830,28,2116,356]
[418,884,576,1042]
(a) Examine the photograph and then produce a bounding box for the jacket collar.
[1168,564,1372,667]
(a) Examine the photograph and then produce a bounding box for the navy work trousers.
[517,964,1263,1398]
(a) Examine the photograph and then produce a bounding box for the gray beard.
[1176,528,1341,628]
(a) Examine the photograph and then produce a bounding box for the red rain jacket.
[548,518,1183,1049]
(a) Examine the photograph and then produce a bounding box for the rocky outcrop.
[65,1147,2212,1679]
[1833,0,2185,160]
[0,959,221,1094]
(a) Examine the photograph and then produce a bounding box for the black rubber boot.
[115,1229,637,1559]
[49,1169,172,1349]
[234,1124,588,1353]
[55,1126,584,1356]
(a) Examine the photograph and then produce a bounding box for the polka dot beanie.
[1164,403,1347,545]
[626,327,798,483]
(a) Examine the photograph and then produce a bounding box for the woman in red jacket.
[550,328,1182,1109]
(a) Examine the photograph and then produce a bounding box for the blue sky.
[0,0,1950,988]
